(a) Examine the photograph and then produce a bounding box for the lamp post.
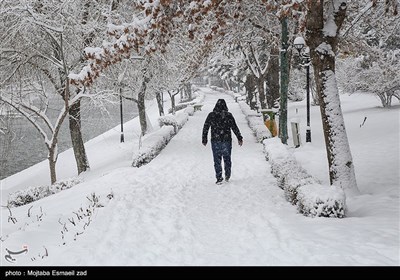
[119,87,124,143]
[294,36,311,143]
[118,56,145,143]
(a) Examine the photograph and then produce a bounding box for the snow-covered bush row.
[263,138,346,218]
[238,101,272,142]
[8,177,82,208]
[132,126,176,168]
[158,108,191,132]
[132,110,190,167]
[185,105,195,116]
[296,185,346,218]
[158,115,179,133]
[133,89,203,167]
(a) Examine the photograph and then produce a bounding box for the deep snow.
[0,87,399,266]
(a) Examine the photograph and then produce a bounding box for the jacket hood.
[213,99,228,112]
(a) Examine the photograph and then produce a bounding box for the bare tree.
[337,1,400,108]
[0,104,16,177]
[0,1,111,184]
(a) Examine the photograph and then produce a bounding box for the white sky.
[0,87,399,266]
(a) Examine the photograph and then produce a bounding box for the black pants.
[211,141,232,179]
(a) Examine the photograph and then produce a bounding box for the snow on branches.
[69,0,305,87]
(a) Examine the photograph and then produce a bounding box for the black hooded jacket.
[202,99,243,143]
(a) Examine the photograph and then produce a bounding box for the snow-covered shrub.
[158,111,189,132]
[263,138,346,218]
[8,177,82,207]
[8,185,50,207]
[50,178,82,193]
[185,105,194,116]
[283,176,316,205]
[296,185,346,218]
[238,101,271,142]
[159,115,179,133]
[174,111,189,128]
[249,117,272,142]
[133,89,199,168]
[133,111,189,167]
[263,137,306,189]
[132,126,175,167]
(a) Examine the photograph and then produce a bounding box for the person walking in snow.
[202,99,243,184]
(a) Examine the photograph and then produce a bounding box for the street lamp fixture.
[294,36,311,143]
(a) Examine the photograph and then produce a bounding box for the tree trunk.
[170,91,176,115]
[266,45,280,108]
[245,73,256,110]
[137,70,149,136]
[156,92,164,116]
[185,83,192,100]
[306,0,358,195]
[257,75,267,109]
[138,89,147,136]
[311,52,358,195]
[48,145,57,185]
[63,0,93,176]
[69,100,90,174]
[279,16,289,144]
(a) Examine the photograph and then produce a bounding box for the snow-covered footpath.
[0,88,399,266]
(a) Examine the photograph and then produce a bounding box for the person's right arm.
[202,113,212,146]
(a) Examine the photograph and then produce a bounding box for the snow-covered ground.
[0,88,399,266]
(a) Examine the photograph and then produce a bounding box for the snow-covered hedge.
[185,105,195,116]
[158,109,190,132]
[158,115,179,133]
[132,110,190,167]
[263,138,346,218]
[133,91,203,167]
[263,137,313,189]
[8,177,82,207]
[238,101,272,142]
[296,185,346,218]
[132,126,175,168]
[132,90,205,167]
